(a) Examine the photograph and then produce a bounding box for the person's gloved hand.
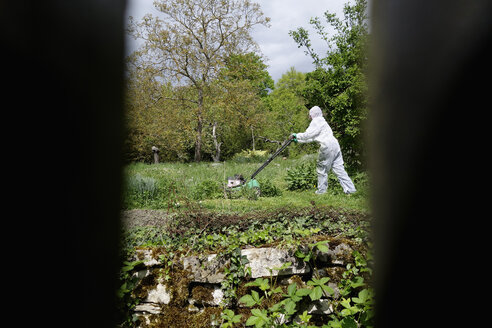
[290,133,297,143]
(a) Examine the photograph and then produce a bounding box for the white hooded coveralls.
[295,106,356,194]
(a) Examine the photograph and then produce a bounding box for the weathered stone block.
[316,242,353,266]
[134,303,161,315]
[183,254,228,283]
[190,284,224,306]
[145,283,171,304]
[241,247,310,278]
[135,248,160,267]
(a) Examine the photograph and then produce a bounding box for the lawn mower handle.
[250,138,294,180]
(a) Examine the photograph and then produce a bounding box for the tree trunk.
[212,122,222,162]
[194,89,203,162]
[251,126,255,151]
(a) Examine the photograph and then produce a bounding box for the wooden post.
[152,146,160,164]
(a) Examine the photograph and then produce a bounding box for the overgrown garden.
[120,1,372,327]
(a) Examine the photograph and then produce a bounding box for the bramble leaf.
[310,286,323,301]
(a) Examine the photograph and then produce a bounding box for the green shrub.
[192,179,223,200]
[285,162,317,191]
[257,179,282,197]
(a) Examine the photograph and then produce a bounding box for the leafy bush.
[192,179,223,200]
[257,179,282,197]
[285,161,317,191]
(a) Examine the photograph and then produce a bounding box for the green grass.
[122,158,369,213]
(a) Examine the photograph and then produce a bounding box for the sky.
[125,0,347,83]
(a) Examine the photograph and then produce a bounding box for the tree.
[124,63,195,162]
[221,52,274,97]
[261,67,313,156]
[290,0,369,170]
[127,0,270,161]
[216,52,274,156]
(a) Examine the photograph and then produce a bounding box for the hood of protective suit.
[309,106,323,119]
[296,105,337,148]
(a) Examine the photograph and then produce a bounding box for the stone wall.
[128,240,357,327]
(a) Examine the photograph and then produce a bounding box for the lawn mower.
[226,136,295,197]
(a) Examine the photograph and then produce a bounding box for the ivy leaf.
[352,289,369,304]
[325,318,342,328]
[245,278,270,291]
[340,298,352,309]
[295,249,306,259]
[351,276,365,288]
[273,261,292,271]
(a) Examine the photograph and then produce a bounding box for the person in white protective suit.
[290,106,356,195]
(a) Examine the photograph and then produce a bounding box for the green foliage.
[116,259,144,325]
[122,161,369,212]
[125,0,370,169]
[286,161,317,191]
[124,174,171,208]
[245,308,271,327]
[256,178,282,197]
[259,68,316,158]
[307,277,334,301]
[239,290,264,307]
[192,179,222,200]
[127,0,271,162]
[221,247,251,304]
[127,174,159,199]
[220,309,242,328]
[290,239,374,328]
[220,53,275,98]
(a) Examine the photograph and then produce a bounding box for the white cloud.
[252,0,346,82]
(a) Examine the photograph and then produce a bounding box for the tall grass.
[122,158,369,213]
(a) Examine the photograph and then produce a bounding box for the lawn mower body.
[226,138,293,195]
